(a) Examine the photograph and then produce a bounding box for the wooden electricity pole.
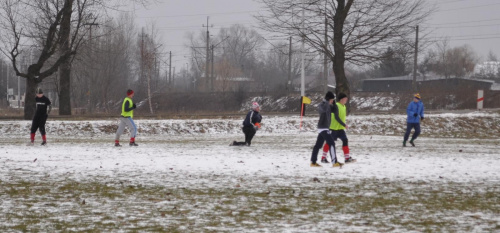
[412,25,419,93]
[203,17,212,91]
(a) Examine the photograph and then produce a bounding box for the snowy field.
[0,113,499,232]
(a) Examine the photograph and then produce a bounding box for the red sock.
[343,146,350,159]
[322,143,329,153]
[42,135,47,142]
[115,140,119,144]
[30,133,35,142]
[130,137,135,143]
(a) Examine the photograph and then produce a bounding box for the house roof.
[364,75,495,83]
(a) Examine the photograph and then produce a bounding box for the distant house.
[8,92,25,108]
[361,75,494,92]
[361,76,413,92]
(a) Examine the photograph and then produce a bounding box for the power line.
[426,32,500,39]
[427,22,500,29]
[423,17,500,26]
[437,2,500,12]
[136,10,261,19]
[157,21,256,28]
[428,35,500,42]
[435,0,491,4]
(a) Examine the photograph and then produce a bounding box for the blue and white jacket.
[243,110,262,128]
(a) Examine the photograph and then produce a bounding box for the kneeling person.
[231,102,262,146]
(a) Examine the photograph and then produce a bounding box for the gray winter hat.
[36,88,43,94]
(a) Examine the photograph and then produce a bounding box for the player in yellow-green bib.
[321,93,356,163]
[114,89,138,147]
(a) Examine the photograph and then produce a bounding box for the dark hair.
[337,93,347,101]
[325,91,335,100]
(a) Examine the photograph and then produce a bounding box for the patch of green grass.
[1,178,499,232]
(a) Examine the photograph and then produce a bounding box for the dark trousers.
[311,130,336,163]
[233,126,257,146]
[31,114,48,135]
[332,130,348,147]
[404,123,421,141]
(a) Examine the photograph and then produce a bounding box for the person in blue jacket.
[404,93,424,147]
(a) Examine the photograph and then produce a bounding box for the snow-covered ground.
[0,113,499,232]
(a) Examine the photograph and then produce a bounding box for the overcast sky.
[128,0,500,70]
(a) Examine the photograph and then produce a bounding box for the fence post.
[477,90,484,110]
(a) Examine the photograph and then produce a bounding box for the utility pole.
[169,51,172,85]
[19,58,22,109]
[288,36,292,93]
[323,14,328,94]
[6,63,9,104]
[203,17,212,92]
[211,44,214,91]
[210,36,229,92]
[141,27,144,90]
[412,25,419,93]
[300,5,305,97]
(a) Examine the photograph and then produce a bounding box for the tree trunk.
[147,69,153,114]
[23,78,39,120]
[58,0,73,115]
[332,0,352,112]
[59,60,72,115]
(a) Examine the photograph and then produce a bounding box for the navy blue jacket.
[243,110,262,127]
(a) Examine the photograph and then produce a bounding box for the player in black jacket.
[28,88,52,146]
[230,102,262,146]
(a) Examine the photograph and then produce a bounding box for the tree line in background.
[0,0,498,118]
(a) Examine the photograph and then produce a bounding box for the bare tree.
[217,24,265,78]
[426,43,477,79]
[71,13,137,113]
[487,51,498,62]
[0,0,100,119]
[187,24,265,92]
[376,39,415,78]
[186,31,209,92]
[215,58,241,93]
[259,41,316,91]
[137,23,164,114]
[256,0,433,100]
[0,0,153,118]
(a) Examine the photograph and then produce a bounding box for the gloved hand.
[133,103,137,109]
[413,113,418,117]
[421,116,424,120]
[254,126,259,131]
